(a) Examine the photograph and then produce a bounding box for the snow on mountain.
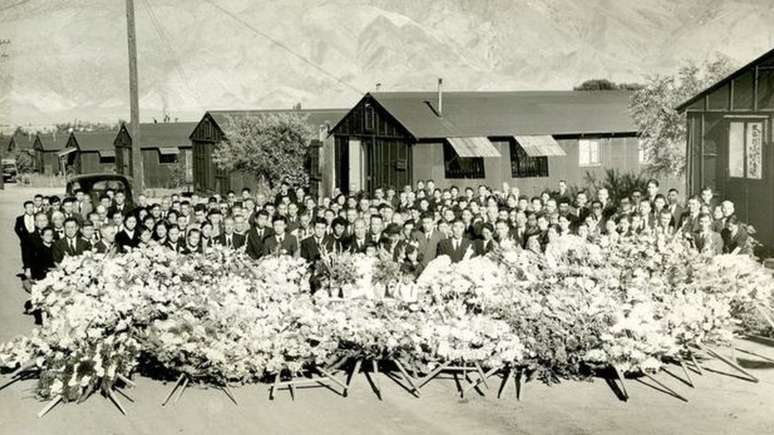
[1,0,773,126]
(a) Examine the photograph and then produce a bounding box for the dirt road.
[0,185,773,435]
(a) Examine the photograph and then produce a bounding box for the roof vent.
[437,78,443,117]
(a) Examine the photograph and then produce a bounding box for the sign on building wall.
[746,122,763,180]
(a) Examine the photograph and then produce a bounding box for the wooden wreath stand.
[416,361,489,398]
[458,364,525,400]
[328,355,421,399]
[37,372,135,418]
[268,364,348,400]
[162,373,238,406]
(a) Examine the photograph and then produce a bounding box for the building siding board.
[408,136,677,196]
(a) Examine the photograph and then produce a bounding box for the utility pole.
[125,0,143,193]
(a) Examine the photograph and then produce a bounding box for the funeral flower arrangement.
[1,234,774,408]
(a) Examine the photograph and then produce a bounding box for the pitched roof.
[206,108,348,135]
[121,122,198,149]
[7,131,36,151]
[36,132,69,151]
[69,130,119,152]
[358,90,637,139]
[676,46,774,112]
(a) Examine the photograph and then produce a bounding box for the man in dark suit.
[245,210,273,259]
[61,197,84,225]
[216,216,246,250]
[381,223,403,261]
[94,224,118,254]
[262,215,298,257]
[694,213,723,255]
[666,189,684,226]
[436,219,474,263]
[15,200,37,270]
[300,217,328,262]
[53,218,91,263]
[108,191,131,217]
[348,218,369,254]
[410,212,444,267]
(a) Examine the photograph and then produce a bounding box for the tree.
[629,55,735,176]
[212,112,314,190]
[15,150,35,173]
[574,79,618,91]
[574,79,643,91]
[54,120,121,133]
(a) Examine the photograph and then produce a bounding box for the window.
[510,141,548,178]
[443,141,485,179]
[99,155,115,164]
[578,139,601,166]
[728,121,764,179]
[364,103,375,132]
[159,153,177,164]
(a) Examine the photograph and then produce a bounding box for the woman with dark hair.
[400,244,424,280]
[152,221,168,245]
[116,214,140,253]
[142,215,156,232]
[617,214,633,238]
[165,225,183,252]
[30,227,56,281]
[166,210,179,226]
[137,226,153,249]
[721,215,752,255]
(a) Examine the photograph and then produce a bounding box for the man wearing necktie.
[300,217,328,262]
[348,218,368,254]
[261,215,298,257]
[410,212,444,267]
[14,200,37,271]
[52,217,91,263]
[245,210,274,259]
[216,216,245,250]
[436,219,474,263]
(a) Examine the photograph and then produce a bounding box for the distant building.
[61,130,119,175]
[677,47,774,246]
[34,132,69,174]
[5,131,36,154]
[330,90,664,196]
[189,109,347,196]
[114,122,198,189]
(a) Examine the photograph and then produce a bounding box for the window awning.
[57,147,77,157]
[98,150,116,158]
[158,147,180,155]
[446,137,501,158]
[513,135,566,157]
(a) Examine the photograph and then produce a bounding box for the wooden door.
[724,118,774,244]
[367,138,411,194]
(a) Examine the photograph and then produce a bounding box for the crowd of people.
[14,178,754,287]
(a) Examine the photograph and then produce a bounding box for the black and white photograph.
[2,1,774,434]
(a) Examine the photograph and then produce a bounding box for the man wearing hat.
[381,222,403,261]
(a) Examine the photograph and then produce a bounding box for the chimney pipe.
[437,78,443,117]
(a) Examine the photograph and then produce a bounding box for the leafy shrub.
[584,169,651,203]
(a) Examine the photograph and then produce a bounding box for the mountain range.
[1,0,773,128]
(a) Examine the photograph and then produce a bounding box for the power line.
[202,0,363,95]
[140,0,202,106]
[0,0,34,13]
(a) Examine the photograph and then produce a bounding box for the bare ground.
[1,185,773,435]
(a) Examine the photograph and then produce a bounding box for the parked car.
[66,173,133,206]
[2,159,18,183]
